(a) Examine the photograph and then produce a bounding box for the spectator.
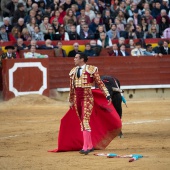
[89,17,100,35]
[144,44,158,56]
[127,2,141,18]
[114,17,125,32]
[90,40,102,56]
[26,17,38,34]
[64,19,75,33]
[58,5,66,25]
[76,19,86,35]
[148,18,159,33]
[111,0,119,12]
[63,8,77,26]
[31,3,39,15]
[117,10,127,25]
[108,43,120,56]
[24,45,48,58]
[54,41,67,57]
[83,43,96,57]
[24,45,39,58]
[162,27,170,38]
[15,18,27,33]
[117,37,127,48]
[116,0,126,13]
[43,5,52,18]
[143,9,154,24]
[159,40,170,55]
[156,9,170,25]
[68,25,80,40]
[0,26,9,42]
[103,10,114,32]
[159,16,170,36]
[12,3,25,24]
[151,1,162,19]
[140,16,148,33]
[144,25,160,39]
[153,40,163,56]
[56,27,69,41]
[68,43,82,57]
[36,13,43,25]
[8,27,21,41]
[124,24,137,39]
[141,2,151,15]
[63,0,72,11]
[107,23,120,40]
[38,1,46,15]
[102,3,116,18]
[21,28,32,41]
[75,0,86,12]
[85,3,96,21]
[95,24,106,39]
[97,32,112,48]
[131,42,146,56]
[49,0,60,12]
[2,0,18,18]
[15,38,28,51]
[51,18,60,33]
[24,9,36,24]
[40,39,56,49]
[79,24,95,40]
[39,16,52,34]
[98,0,105,14]
[135,24,145,39]
[31,26,44,41]
[127,39,135,49]
[1,17,13,34]
[71,4,79,17]
[89,0,100,14]
[119,44,130,57]
[132,9,142,27]
[161,0,170,14]
[28,40,39,49]
[50,10,60,24]
[44,26,59,40]
[25,0,33,14]
[77,8,91,25]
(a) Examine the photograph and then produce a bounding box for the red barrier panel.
[2,58,49,101]
[49,56,170,88]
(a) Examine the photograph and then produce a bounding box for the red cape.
[49,89,122,152]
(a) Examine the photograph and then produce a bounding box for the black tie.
[77,67,81,78]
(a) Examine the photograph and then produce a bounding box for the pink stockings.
[82,130,93,151]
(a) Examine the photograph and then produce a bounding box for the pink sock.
[82,131,88,151]
[87,131,93,149]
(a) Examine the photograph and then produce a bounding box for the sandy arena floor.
[0,95,170,170]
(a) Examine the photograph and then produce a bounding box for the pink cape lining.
[49,89,122,152]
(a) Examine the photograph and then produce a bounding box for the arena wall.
[3,55,170,100]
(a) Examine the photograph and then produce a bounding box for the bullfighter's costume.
[69,64,110,131]
[0,46,16,67]
[49,65,122,152]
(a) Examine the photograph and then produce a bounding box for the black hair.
[78,52,88,62]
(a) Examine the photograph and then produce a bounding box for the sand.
[0,95,170,170]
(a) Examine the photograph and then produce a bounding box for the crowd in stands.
[0,0,170,58]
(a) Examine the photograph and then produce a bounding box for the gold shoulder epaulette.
[86,65,98,74]
[69,67,77,76]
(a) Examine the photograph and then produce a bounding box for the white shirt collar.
[78,64,86,69]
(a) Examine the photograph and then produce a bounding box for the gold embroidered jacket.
[69,64,110,103]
